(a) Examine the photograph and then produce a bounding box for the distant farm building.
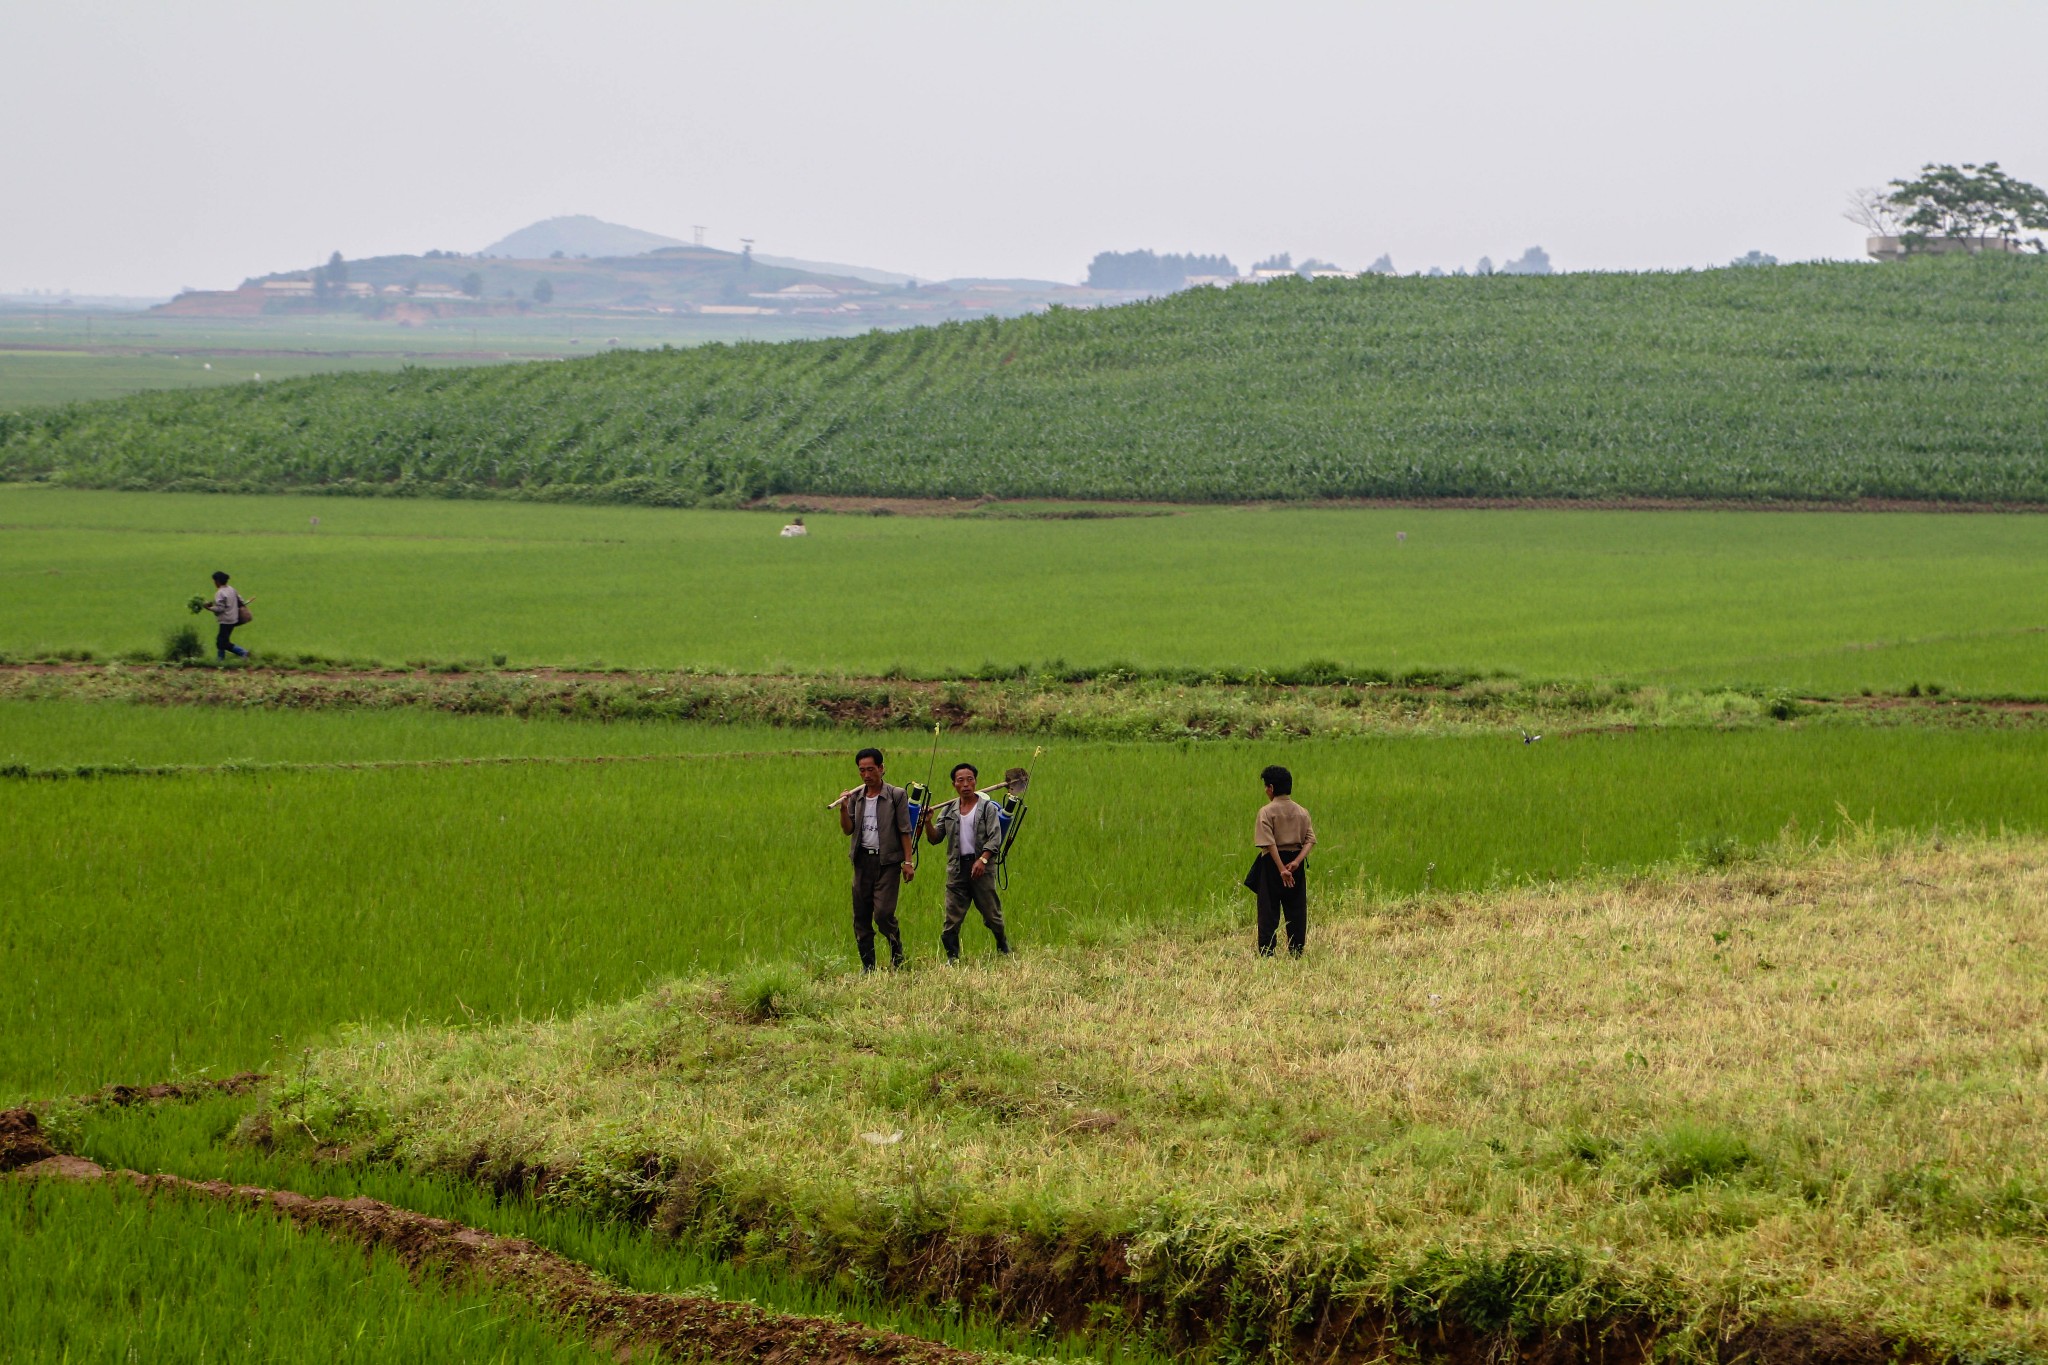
[750,283,841,304]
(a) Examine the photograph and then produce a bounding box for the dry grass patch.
[289,836,2048,1361]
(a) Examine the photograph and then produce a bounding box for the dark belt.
[856,848,883,858]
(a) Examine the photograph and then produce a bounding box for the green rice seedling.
[0,1175,611,1363]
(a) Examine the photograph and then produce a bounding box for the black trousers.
[850,851,904,969]
[1250,848,1307,956]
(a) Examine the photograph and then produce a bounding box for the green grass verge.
[4,488,2046,692]
[264,836,2048,1363]
[6,258,2048,503]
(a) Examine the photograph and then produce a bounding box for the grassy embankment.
[4,488,2046,694]
[254,835,2048,1362]
[4,257,2046,504]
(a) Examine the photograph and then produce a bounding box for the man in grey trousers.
[835,746,917,971]
[923,761,1010,962]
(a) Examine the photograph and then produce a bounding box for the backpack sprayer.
[926,766,1033,887]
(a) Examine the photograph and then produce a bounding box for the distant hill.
[480,216,685,259]
[13,258,2048,507]
[753,255,919,288]
[482,216,924,288]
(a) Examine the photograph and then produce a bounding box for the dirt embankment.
[4,1107,982,1365]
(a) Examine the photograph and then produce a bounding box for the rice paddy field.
[4,486,2046,692]
[5,486,2047,1363]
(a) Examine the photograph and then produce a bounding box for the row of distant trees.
[1087,246,1554,290]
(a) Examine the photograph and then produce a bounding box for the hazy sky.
[6,0,2046,295]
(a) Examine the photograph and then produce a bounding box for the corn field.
[4,257,2047,504]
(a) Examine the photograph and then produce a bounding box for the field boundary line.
[0,747,856,782]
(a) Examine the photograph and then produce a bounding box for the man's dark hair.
[211,571,230,585]
[1261,764,1293,796]
[951,762,978,781]
[855,747,884,768]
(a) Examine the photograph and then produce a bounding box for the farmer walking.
[1244,764,1316,957]
[924,762,1011,962]
[833,747,916,972]
[204,570,251,662]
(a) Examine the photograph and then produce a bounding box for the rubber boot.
[992,926,1011,955]
[940,927,961,962]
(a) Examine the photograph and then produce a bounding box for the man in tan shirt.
[1246,764,1316,956]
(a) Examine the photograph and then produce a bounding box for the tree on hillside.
[533,278,554,304]
[1498,246,1553,276]
[1252,252,1293,273]
[1365,254,1396,275]
[1842,187,1904,239]
[1084,250,1236,291]
[313,250,348,303]
[1884,162,2048,250]
[1730,250,1778,268]
[460,271,484,298]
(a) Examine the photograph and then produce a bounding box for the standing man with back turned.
[1246,764,1316,957]
[836,747,916,972]
[924,762,1010,962]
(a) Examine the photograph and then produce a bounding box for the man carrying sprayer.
[833,747,917,972]
[923,762,1011,962]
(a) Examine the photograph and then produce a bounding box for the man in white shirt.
[923,761,1010,962]
[835,746,916,971]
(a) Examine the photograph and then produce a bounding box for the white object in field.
[779,523,808,538]
[860,1130,903,1145]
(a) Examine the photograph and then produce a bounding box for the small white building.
[750,283,841,304]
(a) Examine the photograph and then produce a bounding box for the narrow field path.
[3,1108,989,1365]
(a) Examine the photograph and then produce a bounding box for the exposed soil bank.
[5,1120,984,1365]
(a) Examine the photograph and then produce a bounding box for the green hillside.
[5,257,2046,505]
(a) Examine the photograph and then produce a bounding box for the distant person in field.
[204,570,251,662]
[923,762,1010,962]
[1244,764,1316,957]
[835,746,916,972]
[780,516,808,537]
